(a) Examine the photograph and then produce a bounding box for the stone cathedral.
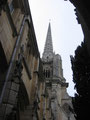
[41,23,75,120]
[0,0,76,119]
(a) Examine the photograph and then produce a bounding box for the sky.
[29,0,84,96]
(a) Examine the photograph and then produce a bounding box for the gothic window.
[43,69,45,77]
[51,69,52,77]
[48,70,50,78]
[43,69,51,78]
[46,70,48,78]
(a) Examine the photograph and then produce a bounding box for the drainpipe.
[0,15,28,104]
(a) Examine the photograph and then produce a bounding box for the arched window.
[46,70,48,78]
[48,70,50,78]
[43,68,51,78]
[43,69,45,77]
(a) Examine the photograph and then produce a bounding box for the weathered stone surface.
[42,23,75,120]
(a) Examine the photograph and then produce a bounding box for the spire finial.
[49,19,51,22]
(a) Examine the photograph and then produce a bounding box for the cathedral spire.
[42,23,53,61]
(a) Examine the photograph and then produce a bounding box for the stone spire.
[42,23,53,61]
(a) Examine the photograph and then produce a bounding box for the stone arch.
[18,80,30,109]
[5,80,30,120]
[0,41,8,73]
[0,42,8,96]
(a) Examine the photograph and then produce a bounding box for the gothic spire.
[42,23,53,61]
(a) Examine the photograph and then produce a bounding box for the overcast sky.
[29,0,84,96]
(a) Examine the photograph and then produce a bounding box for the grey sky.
[29,0,84,96]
